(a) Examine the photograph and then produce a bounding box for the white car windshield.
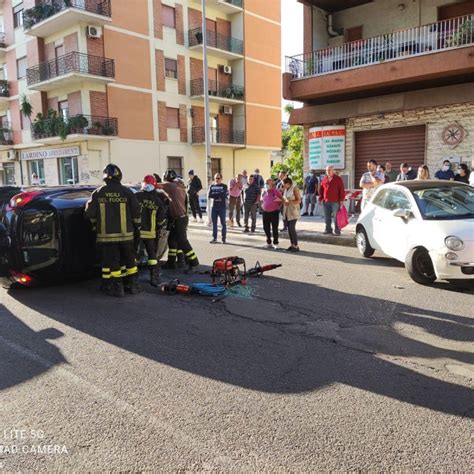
[412,185,474,220]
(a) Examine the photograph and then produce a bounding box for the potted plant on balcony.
[446,19,474,47]
[102,124,115,136]
[68,114,89,134]
[32,112,46,139]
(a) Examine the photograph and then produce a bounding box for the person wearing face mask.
[135,175,167,287]
[435,160,455,181]
[454,164,471,184]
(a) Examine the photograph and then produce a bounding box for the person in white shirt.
[360,160,384,210]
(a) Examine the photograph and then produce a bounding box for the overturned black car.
[0,186,98,288]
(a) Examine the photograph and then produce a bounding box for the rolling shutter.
[354,125,426,186]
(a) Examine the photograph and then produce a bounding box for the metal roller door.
[354,125,426,186]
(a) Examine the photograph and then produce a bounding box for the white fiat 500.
[356,181,474,285]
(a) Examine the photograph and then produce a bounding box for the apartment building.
[284,0,474,188]
[0,0,281,187]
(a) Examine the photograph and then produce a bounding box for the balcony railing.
[224,0,243,7]
[192,126,245,145]
[188,28,244,55]
[24,0,112,30]
[0,122,13,146]
[26,52,115,86]
[32,113,118,140]
[0,31,6,48]
[0,80,8,98]
[286,14,474,79]
[190,78,245,100]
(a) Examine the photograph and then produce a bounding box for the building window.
[162,5,176,28]
[28,160,45,185]
[16,57,28,80]
[58,157,79,185]
[58,100,69,121]
[13,3,24,29]
[166,107,180,129]
[211,158,222,177]
[3,163,16,185]
[167,156,183,177]
[165,58,178,79]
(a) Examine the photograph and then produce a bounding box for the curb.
[188,223,357,248]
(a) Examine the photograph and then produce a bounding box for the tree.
[273,103,304,187]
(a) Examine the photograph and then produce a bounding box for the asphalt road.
[0,229,473,471]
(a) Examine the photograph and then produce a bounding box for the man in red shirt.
[319,166,346,235]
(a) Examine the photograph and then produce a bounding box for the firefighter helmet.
[163,169,177,182]
[103,164,123,182]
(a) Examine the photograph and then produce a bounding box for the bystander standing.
[228,173,243,227]
[282,177,301,252]
[243,175,261,233]
[261,178,282,249]
[208,173,228,244]
[360,160,384,210]
[319,166,346,236]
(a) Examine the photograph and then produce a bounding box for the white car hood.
[422,218,474,242]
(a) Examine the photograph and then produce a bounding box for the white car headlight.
[445,236,464,251]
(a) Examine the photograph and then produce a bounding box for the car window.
[413,185,474,220]
[382,190,412,211]
[372,189,387,207]
[20,210,59,271]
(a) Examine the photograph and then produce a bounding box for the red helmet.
[143,175,157,187]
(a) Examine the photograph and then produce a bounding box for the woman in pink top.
[261,178,283,249]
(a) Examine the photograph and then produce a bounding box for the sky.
[281,0,303,119]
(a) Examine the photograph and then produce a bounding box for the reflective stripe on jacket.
[85,181,141,243]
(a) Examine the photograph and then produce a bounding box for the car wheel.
[356,227,375,258]
[405,247,436,285]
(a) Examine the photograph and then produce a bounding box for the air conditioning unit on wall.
[7,150,18,161]
[221,105,233,115]
[87,25,102,39]
[222,65,232,74]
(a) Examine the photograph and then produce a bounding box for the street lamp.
[201,0,212,225]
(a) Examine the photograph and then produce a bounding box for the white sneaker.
[263,243,273,249]
[192,217,197,223]
[273,245,280,250]
[199,218,204,223]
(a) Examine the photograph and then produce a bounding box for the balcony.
[192,0,243,14]
[0,80,8,105]
[0,32,6,60]
[31,113,118,144]
[27,52,115,91]
[0,122,13,149]
[190,78,244,104]
[188,28,244,60]
[284,15,474,103]
[192,126,245,146]
[298,0,372,12]
[24,0,112,37]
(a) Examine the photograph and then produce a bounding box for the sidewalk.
[188,214,357,247]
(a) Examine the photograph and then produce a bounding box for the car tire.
[405,247,436,285]
[356,227,375,258]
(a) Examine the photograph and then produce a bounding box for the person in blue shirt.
[434,160,455,181]
[208,173,228,244]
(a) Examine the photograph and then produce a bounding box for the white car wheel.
[356,227,375,258]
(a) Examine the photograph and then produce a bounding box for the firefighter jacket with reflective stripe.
[135,190,167,239]
[85,181,141,243]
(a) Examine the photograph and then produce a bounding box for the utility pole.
[201,0,212,224]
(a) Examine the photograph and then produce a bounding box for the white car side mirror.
[392,208,412,219]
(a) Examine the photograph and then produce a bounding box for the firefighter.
[158,169,199,270]
[85,164,142,297]
[135,175,167,287]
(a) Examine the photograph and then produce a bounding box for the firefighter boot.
[149,266,160,287]
[125,273,142,294]
[177,250,186,268]
[107,279,125,298]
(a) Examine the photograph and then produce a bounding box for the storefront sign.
[308,126,345,170]
[21,147,80,161]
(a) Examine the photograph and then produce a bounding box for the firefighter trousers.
[167,216,199,266]
[100,242,138,279]
[143,239,158,267]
